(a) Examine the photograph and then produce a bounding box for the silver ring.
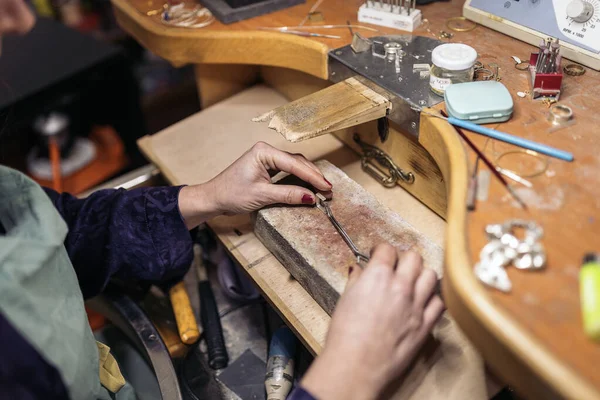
[548,104,573,125]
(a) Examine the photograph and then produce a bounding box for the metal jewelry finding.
[515,62,530,71]
[438,30,454,39]
[315,193,370,265]
[446,16,477,32]
[548,104,573,125]
[495,149,549,179]
[563,64,586,76]
[475,68,494,81]
[474,220,546,292]
[354,134,415,187]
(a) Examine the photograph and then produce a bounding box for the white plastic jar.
[429,43,478,96]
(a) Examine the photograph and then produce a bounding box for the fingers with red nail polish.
[302,194,314,204]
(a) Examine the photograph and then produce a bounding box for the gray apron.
[0,166,134,399]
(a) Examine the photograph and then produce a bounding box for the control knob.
[567,0,595,23]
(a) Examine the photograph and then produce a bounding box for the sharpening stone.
[253,160,443,316]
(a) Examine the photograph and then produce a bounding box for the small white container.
[430,43,478,96]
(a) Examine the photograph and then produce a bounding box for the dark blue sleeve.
[0,312,69,400]
[288,386,318,400]
[43,186,193,299]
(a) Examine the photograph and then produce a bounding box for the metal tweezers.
[316,193,370,265]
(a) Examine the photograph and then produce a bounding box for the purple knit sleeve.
[44,186,193,298]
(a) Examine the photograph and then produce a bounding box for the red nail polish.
[349,266,354,274]
[302,194,314,204]
[324,178,332,187]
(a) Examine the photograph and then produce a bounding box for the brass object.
[438,30,454,39]
[563,64,586,76]
[542,98,558,108]
[495,150,549,179]
[147,3,167,16]
[354,134,415,187]
[446,16,477,32]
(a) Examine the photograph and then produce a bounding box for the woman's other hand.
[301,244,445,400]
[0,0,35,37]
[178,142,332,228]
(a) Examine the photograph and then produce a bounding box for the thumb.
[345,264,363,290]
[261,184,317,206]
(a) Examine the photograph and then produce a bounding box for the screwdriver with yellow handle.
[168,246,203,345]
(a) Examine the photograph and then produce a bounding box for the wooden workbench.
[112,0,600,398]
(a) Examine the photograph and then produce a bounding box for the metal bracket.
[354,133,414,187]
[329,34,444,137]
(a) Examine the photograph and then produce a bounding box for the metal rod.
[496,168,533,188]
[535,39,546,71]
[538,49,549,73]
[467,155,480,211]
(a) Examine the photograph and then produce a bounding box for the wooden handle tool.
[169,277,200,345]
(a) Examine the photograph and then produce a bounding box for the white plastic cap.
[432,43,478,71]
[34,113,69,136]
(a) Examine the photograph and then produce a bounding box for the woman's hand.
[178,142,332,229]
[301,244,445,400]
[0,0,35,36]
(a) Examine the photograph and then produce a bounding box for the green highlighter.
[581,253,600,341]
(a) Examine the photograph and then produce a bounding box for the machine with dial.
[464,0,600,70]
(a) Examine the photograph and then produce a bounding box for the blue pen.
[419,109,575,162]
[446,117,574,161]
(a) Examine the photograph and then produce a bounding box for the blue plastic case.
[444,81,514,124]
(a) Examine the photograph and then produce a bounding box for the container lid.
[432,43,477,71]
[444,81,514,122]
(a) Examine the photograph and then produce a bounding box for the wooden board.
[253,77,391,142]
[135,85,492,400]
[194,64,260,109]
[254,160,443,315]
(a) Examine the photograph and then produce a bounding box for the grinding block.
[254,160,443,315]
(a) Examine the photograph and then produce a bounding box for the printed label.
[429,75,452,92]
